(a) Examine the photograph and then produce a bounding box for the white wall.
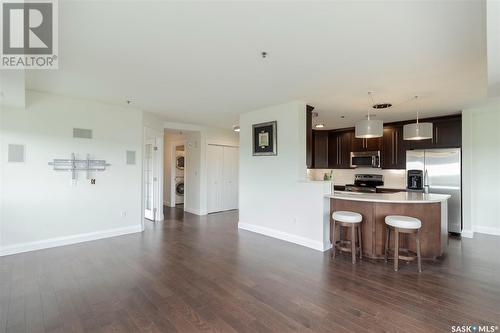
[462,98,500,236]
[239,101,331,251]
[0,91,144,255]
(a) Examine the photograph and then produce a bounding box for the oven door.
[350,151,380,168]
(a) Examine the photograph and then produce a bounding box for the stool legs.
[330,220,336,258]
[331,221,362,264]
[351,225,356,264]
[384,227,390,263]
[385,226,423,273]
[393,228,399,272]
[357,225,362,259]
[416,229,422,273]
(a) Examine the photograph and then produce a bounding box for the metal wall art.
[48,153,111,180]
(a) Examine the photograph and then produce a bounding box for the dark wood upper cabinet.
[307,114,461,169]
[432,117,461,148]
[405,116,461,150]
[306,105,314,168]
[313,130,329,169]
[328,131,351,169]
[352,136,382,152]
[381,125,406,169]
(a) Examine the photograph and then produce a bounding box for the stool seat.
[332,211,362,223]
[385,215,421,229]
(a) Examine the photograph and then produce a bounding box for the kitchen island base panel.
[331,199,445,260]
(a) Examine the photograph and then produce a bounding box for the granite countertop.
[325,191,450,203]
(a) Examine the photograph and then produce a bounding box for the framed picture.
[252,121,277,156]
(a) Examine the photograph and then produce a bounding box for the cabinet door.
[207,145,224,213]
[223,146,239,211]
[306,106,313,168]
[338,131,352,168]
[351,136,381,152]
[366,137,382,151]
[432,117,461,148]
[351,136,365,152]
[327,132,339,168]
[313,130,329,168]
[382,126,405,169]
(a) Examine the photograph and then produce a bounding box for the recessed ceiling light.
[233,125,240,132]
[372,103,392,109]
[315,124,325,128]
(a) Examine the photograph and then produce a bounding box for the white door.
[223,146,239,210]
[207,145,239,213]
[144,139,156,220]
[207,145,224,213]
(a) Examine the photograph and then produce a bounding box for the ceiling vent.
[126,150,136,165]
[8,144,25,163]
[73,128,93,139]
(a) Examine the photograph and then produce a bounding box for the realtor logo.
[1,0,58,69]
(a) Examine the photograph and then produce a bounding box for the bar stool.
[331,211,362,264]
[384,215,422,272]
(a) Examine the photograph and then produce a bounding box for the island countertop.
[326,191,450,204]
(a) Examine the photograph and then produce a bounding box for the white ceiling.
[26,0,487,130]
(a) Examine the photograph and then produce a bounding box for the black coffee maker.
[407,170,423,191]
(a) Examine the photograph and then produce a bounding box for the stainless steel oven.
[350,151,381,168]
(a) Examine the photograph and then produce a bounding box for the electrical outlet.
[294,217,299,225]
[121,211,127,218]
[90,179,96,184]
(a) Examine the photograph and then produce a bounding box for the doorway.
[174,144,185,207]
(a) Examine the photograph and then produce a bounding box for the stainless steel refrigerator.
[406,149,462,233]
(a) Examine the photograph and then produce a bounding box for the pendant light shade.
[355,92,384,138]
[403,122,433,140]
[355,119,384,138]
[403,96,433,141]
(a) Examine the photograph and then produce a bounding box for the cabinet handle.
[336,137,339,165]
[395,131,398,163]
[338,137,341,165]
[392,132,395,165]
[435,127,439,144]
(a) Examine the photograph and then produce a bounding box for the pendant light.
[355,92,383,138]
[403,96,433,140]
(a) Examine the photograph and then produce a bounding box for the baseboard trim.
[238,222,327,252]
[0,225,143,257]
[184,207,207,216]
[461,229,474,238]
[473,226,500,236]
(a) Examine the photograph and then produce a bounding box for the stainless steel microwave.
[350,151,381,168]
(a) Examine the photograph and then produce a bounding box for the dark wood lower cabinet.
[331,198,446,259]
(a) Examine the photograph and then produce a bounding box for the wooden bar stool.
[330,211,362,264]
[384,215,422,272]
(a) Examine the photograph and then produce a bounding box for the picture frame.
[252,121,277,156]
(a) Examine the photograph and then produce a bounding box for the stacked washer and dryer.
[175,147,185,205]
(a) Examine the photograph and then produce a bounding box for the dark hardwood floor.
[1,207,499,333]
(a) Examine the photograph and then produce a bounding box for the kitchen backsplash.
[307,168,406,189]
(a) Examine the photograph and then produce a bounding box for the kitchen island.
[326,191,450,260]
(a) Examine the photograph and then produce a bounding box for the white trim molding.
[473,226,500,236]
[0,225,143,257]
[461,229,474,238]
[238,222,328,252]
